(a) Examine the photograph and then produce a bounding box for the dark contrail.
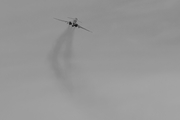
[49,26,75,92]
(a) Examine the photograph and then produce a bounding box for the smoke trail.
[49,26,75,92]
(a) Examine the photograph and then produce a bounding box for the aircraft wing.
[78,25,92,33]
[54,18,69,23]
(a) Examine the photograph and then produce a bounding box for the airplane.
[54,17,92,33]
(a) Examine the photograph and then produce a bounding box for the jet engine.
[68,22,72,25]
[73,24,78,27]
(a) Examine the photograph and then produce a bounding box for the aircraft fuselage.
[68,18,78,27]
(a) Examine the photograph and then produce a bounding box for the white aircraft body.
[54,17,92,32]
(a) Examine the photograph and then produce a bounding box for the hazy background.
[1,0,180,120]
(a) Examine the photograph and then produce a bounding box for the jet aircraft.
[54,17,92,33]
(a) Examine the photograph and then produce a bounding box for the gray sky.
[1,0,180,120]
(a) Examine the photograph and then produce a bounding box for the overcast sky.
[1,0,180,120]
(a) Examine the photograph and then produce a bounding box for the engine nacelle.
[72,24,78,27]
[74,24,78,27]
[68,22,72,25]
